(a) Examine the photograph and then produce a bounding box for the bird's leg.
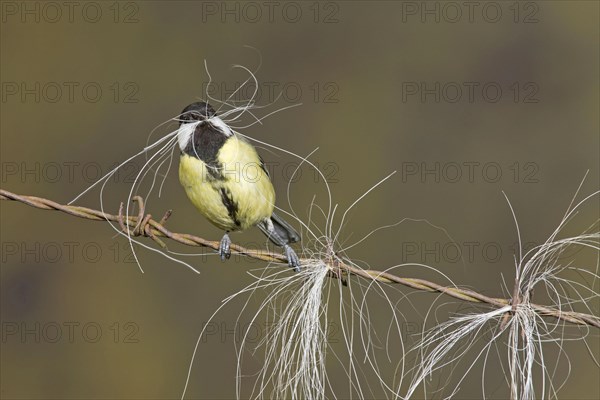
[219,232,232,261]
[283,245,301,273]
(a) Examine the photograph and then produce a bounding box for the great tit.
[177,101,301,271]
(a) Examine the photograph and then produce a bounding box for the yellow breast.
[178,135,275,231]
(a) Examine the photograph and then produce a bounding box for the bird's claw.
[219,233,231,261]
[284,245,300,272]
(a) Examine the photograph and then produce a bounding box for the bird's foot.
[219,233,232,261]
[284,245,300,272]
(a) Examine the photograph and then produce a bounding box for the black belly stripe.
[219,187,241,228]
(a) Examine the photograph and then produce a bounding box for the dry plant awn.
[1,183,598,398]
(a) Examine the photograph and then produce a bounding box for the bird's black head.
[179,101,216,125]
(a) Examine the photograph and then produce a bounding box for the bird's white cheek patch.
[178,122,199,151]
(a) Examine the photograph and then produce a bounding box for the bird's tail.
[271,212,301,244]
[259,212,301,247]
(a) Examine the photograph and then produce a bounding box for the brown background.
[1,1,598,399]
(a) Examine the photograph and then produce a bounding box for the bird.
[176,101,301,271]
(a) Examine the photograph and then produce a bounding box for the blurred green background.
[1,1,598,399]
